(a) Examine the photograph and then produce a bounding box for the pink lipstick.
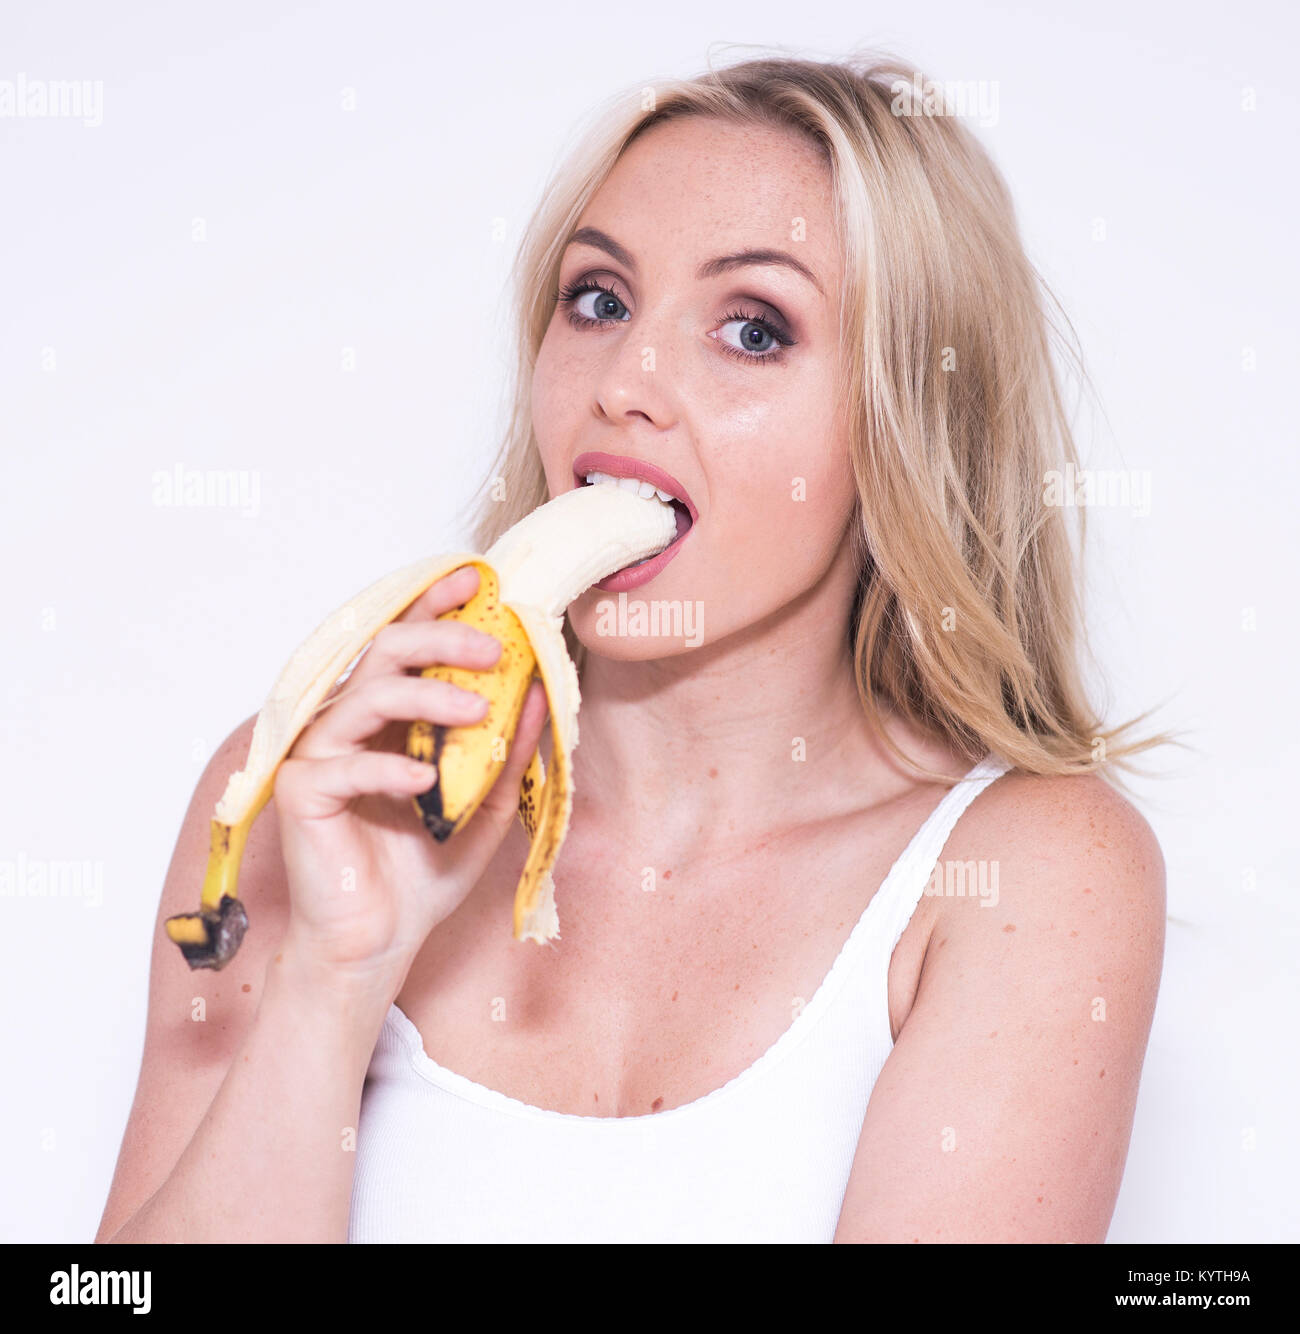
[571,451,696,592]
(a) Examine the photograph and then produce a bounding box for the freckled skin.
[531,115,859,672]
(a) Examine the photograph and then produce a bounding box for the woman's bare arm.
[833,770,1166,1243]
[101,944,391,1243]
[95,717,394,1244]
[97,571,545,1243]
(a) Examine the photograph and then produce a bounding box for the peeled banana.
[164,481,678,970]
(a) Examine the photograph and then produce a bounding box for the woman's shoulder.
[869,706,1165,894]
[935,759,1167,963]
[962,762,1165,873]
[841,755,1168,1244]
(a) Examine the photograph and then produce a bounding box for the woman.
[96,50,1168,1244]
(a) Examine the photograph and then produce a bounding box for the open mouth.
[581,473,693,563]
[571,453,696,573]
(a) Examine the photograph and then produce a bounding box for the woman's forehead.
[605,116,831,209]
[576,122,839,289]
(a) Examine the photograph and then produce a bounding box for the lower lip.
[593,502,693,592]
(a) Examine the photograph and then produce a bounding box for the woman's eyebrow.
[565,226,823,296]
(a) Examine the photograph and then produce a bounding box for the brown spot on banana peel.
[517,747,543,842]
[510,618,571,942]
[409,718,452,840]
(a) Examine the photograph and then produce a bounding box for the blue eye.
[554,279,794,367]
[557,280,630,324]
[715,312,783,358]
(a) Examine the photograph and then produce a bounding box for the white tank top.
[348,752,1012,1243]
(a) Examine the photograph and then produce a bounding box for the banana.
[164,481,679,970]
[405,566,535,843]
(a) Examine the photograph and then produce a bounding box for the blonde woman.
[97,49,1168,1244]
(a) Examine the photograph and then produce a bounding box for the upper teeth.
[585,470,679,506]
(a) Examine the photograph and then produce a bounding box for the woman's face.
[532,115,855,658]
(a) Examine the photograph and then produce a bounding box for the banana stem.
[199,818,247,913]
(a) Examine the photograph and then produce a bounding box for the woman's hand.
[271,565,548,990]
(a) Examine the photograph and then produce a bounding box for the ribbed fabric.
[348,752,1012,1243]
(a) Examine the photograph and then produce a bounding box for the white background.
[1,0,1296,1243]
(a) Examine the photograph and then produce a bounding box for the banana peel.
[164,483,678,970]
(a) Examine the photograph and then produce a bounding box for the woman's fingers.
[294,674,492,760]
[274,749,441,822]
[396,565,482,623]
[344,615,502,691]
[307,567,498,732]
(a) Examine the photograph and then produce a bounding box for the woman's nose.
[592,307,684,427]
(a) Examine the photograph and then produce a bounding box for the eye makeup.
[553,275,798,368]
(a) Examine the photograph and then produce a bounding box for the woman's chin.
[567,607,705,661]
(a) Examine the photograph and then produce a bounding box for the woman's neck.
[566,554,921,860]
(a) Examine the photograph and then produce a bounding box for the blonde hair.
[463,44,1176,783]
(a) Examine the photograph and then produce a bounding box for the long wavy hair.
[459,45,1174,782]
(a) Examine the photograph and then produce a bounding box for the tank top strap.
[872,752,1014,957]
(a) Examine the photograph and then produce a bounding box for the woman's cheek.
[529,330,579,475]
[705,491,791,597]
